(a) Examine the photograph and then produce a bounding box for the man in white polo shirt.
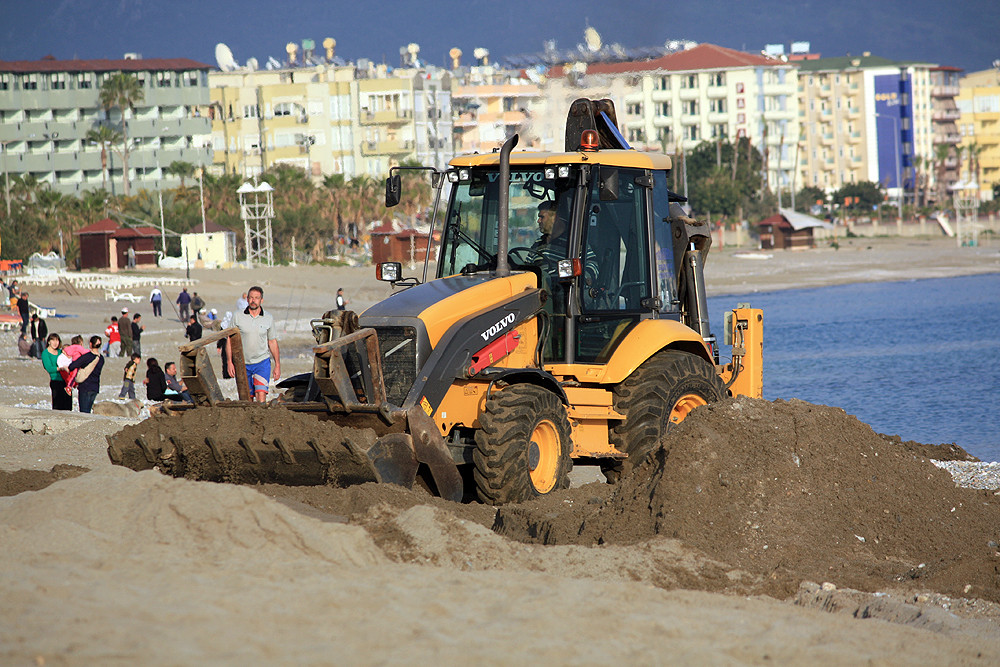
[226,285,280,402]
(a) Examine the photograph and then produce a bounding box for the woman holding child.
[41,333,72,411]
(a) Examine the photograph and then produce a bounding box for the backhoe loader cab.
[109,99,762,506]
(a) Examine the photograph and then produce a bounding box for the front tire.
[473,384,573,505]
[606,350,726,482]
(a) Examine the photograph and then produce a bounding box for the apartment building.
[0,55,213,196]
[209,63,452,181]
[451,71,544,153]
[797,54,960,202]
[545,44,799,193]
[957,68,1000,201]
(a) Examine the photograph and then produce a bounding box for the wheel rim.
[527,419,560,493]
[669,393,708,425]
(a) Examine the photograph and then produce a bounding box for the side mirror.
[375,261,401,283]
[599,168,619,201]
[385,174,401,207]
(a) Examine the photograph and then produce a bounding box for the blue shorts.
[245,359,271,395]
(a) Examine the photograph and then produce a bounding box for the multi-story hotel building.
[797,53,961,204]
[544,44,799,194]
[209,63,453,181]
[0,55,213,196]
[957,67,1000,201]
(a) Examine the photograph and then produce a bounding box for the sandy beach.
[2,235,1000,665]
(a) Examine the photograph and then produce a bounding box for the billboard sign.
[873,74,913,190]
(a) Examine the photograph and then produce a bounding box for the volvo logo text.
[481,313,515,341]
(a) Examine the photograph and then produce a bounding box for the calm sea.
[709,272,1000,462]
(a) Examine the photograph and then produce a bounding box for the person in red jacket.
[103,316,121,357]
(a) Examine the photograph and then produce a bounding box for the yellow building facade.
[957,68,1000,201]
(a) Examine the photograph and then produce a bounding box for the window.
[711,123,728,139]
[627,128,644,142]
[736,98,745,109]
[243,105,258,119]
[736,82,745,94]
[737,113,745,124]
[185,71,199,87]
[684,100,698,115]
[50,73,67,90]
[685,125,699,141]
[577,166,651,362]
[626,103,642,115]
[710,98,726,113]
[709,72,725,87]
[657,102,671,116]
[76,73,92,89]
[681,74,698,89]
[655,76,670,91]
[22,74,38,90]
[0,74,9,90]
[156,71,172,87]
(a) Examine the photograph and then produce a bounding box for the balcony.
[820,133,835,145]
[932,109,961,121]
[817,85,832,97]
[679,114,700,125]
[846,107,860,118]
[361,139,415,155]
[846,132,862,143]
[651,116,672,127]
[707,111,728,124]
[763,108,796,121]
[934,132,962,144]
[706,86,728,99]
[931,85,960,98]
[762,82,797,96]
[360,109,412,125]
[678,88,700,101]
[649,90,672,102]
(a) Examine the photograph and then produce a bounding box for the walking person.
[149,286,163,317]
[118,308,133,357]
[226,285,280,403]
[41,333,73,411]
[191,291,205,320]
[236,292,249,311]
[131,313,144,357]
[17,291,29,335]
[336,288,349,311]
[119,353,140,399]
[30,314,47,358]
[68,335,105,413]
[103,316,120,357]
[176,288,192,323]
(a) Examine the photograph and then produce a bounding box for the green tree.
[832,181,884,212]
[165,160,197,188]
[685,138,765,218]
[933,143,953,205]
[84,124,122,192]
[795,186,827,213]
[99,73,145,197]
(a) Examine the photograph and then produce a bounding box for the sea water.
[709,273,1000,462]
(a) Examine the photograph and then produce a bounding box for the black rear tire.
[605,350,725,482]
[473,384,573,505]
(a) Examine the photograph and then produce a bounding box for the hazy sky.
[1,0,996,73]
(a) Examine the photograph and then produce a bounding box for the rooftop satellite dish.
[286,42,298,64]
[246,57,258,71]
[473,47,489,65]
[584,27,602,52]
[323,37,336,61]
[449,47,462,69]
[407,43,420,55]
[215,43,237,71]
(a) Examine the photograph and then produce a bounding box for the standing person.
[118,308,133,357]
[30,314,47,358]
[119,353,140,399]
[126,245,136,268]
[17,291,29,334]
[191,291,205,320]
[336,288,348,310]
[176,288,192,323]
[236,292,249,311]
[149,286,163,317]
[185,314,202,342]
[103,316,120,357]
[41,333,73,410]
[8,279,19,311]
[143,358,167,401]
[226,285,280,403]
[164,362,193,402]
[68,335,105,414]
[131,313,144,357]
[217,338,232,378]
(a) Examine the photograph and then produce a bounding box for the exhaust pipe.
[496,133,519,277]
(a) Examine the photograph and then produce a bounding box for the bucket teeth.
[238,437,261,464]
[204,437,224,464]
[273,438,296,465]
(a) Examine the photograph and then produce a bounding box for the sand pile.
[497,398,1000,601]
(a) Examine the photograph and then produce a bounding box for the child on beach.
[57,335,88,394]
[119,353,141,399]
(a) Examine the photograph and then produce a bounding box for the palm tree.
[932,143,953,207]
[165,160,196,188]
[85,124,122,192]
[99,73,145,197]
